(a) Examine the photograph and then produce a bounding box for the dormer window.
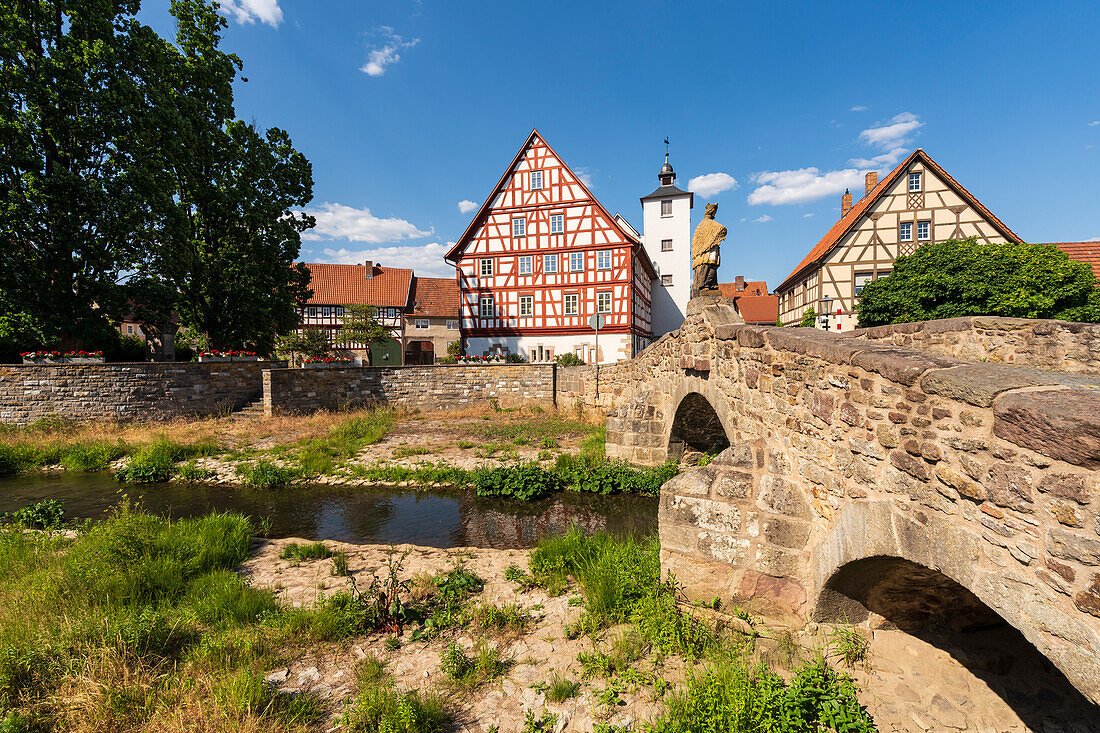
[512,217,526,237]
[908,172,921,192]
[660,199,672,217]
[530,170,543,190]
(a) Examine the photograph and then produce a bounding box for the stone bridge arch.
[596,301,1100,703]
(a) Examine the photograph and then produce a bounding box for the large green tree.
[856,239,1100,327]
[0,0,182,348]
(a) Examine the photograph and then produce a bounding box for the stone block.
[712,471,754,499]
[760,516,811,549]
[1038,473,1092,505]
[994,388,1100,470]
[696,532,751,565]
[987,464,1035,513]
[1047,527,1100,565]
[890,450,931,481]
[663,466,716,497]
[754,544,803,577]
[921,364,1057,408]
[666,495,742,533]
[1075,574,1100,618]
[710,444,753,468]
[935,466,983,502]
[757,475,812,519]
[851,347,961,386]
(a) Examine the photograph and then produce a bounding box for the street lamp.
[818,295,832,331]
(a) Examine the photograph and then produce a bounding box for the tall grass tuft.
[115,437,219,483]
[342,657,450,732]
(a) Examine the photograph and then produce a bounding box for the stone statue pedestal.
[686,292,732,317]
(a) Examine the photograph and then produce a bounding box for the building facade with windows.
[403,276,461,364]
[445,130,657,363]
[774,149,1023,332]
[641,155,694,337]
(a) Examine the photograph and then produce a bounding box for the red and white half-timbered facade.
[445,130,657,363]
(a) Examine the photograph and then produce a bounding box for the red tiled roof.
[777,150,1023,293]
[302,263,413,307]
[733,294,779,325]
[1043,242,1100,279]
[409,276,460,318]
[718,281,769,298]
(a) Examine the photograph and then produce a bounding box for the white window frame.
[543,254,558,273]
[661,274,673,287]
[446,319,459,330]
[480,258,493,277]
[322,306,331,318]
[308,306,317,318]
[899,222,913,242]
[596,291,612,314]
[661,239,673,252]
[596,249,612,271]
[414,318,429,330]
[518,295,533,317]
[512,216,526,238]
[479,295,494,319]
[917,220,931,241]
[549,213,564,234]
[563,293,579,315]
[908,172,922,192]
[335,306,345,317]
[854,272,874,297]
[569,252,584,272]
[518,255,533,275]
[126,325,134,335]
[530,170,543,190]
[660,199,672,217]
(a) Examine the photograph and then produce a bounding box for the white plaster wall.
[466,333,632,364]
[642,193,692,337]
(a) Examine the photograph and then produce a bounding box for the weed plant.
[236,459,300,489]
[280,542,332,561]
[342,657,450,732]
[546,673,580,702]
[439,641,509,691]
[0,499,65,529]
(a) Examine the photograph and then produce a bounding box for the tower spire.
[659,137,675,185]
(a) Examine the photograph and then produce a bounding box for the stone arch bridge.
[586,298,1100,703]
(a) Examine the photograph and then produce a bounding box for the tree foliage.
[0,0,315,356]
[856,239,1100,327]
[798,308,816,328]
[276,327,331,364]
[338,306,392,364]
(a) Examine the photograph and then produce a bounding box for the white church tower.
[641,151,693,337]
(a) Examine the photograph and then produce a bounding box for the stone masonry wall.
[264,364,557,415]
[602,303,1100,701]
[0,362,280,425]
[844,316,1100,376]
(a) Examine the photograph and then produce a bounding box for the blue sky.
[140,0,1100,286]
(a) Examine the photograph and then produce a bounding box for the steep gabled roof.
[1044,241,1100,279]
[409,276,460,318]
[776,149,1024,293]
[445,129,644,263]
[303,263,413,308]
[718,281,769,298]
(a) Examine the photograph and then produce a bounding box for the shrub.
[0,499,65,529]
[236,459,299,489]
[439,641,507,690]
[555,353,584,366]
[472,463,559,501]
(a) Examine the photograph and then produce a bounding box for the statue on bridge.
[691,202,725,297]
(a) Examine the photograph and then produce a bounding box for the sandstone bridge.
[577,298,1100,706]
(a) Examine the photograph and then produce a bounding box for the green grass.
[546,673,580,703]
[349,461,471,487]
[236,459,301,489]
[439,641,509,691]
[342,657,450,732]
[279,541,332,562]
[292,409,395,476]
[479,414,595,445]
[115,437,220,483]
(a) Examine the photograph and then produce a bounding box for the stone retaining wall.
[844,316,1100,376]
[0,362,280,425]
[263,364,557,415]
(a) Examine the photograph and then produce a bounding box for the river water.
[0,473,657,549]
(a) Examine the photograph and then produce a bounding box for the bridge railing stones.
[844,316,1100,376]
[598,305,1100,702]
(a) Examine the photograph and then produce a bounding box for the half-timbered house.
[775,149,1023,331]
[445,130,657,363]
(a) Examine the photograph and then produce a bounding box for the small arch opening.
[667,392,730,463]
[816,556,1097,728]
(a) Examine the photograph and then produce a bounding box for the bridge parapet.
[601,304,1100,702]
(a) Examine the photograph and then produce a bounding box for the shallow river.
[0,473,657,549]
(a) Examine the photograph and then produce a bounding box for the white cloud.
[457,200,478,214]
[687,172,739,197]
[1086,237,1100,242]
[314,242,456,278]
[300,202,431,244]
[218,0,282,26]
[751,214,773,223]
[803,213,814,218]
[361,27,419,77]
[849,146,909,168]
[747,168,865,206]
[573,167,595,187]
[850,105,868,112]
[858,112,923,150]
[1090,121,1100,126]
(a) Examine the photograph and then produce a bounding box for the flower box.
[21,351,104,365]
[302,357,354,368]
[198,351,258,363]
[198,356,232,363]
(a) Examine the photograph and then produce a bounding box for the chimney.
[865,171,878,196]
[363,260,373,279]
[841,189,853,217]
[735,275,745,291]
